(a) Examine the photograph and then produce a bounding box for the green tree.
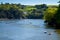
[44,1,60,28]
[53,2,60,28]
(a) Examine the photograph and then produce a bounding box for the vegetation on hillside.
[44,1,60,28]
[0,3,24,19]
[0,3,47,19]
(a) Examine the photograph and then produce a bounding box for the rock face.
[48,33,52,35]
[44,31,47,34]
[44,31,52,35]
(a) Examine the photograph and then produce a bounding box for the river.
[0,19,60,40]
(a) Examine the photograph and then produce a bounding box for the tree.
[44,1,60,28]
[52,1,60,28]
[44,5,58,28]
[0,3,24,19]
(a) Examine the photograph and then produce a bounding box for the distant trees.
[0,3,48,19]
[0,3,24,19]
[35,4,47,9]
[1,2,57,19]
[23,4,48,19]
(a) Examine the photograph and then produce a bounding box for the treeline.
[0,3,24,19]
[0,3,47,19]
[44,2,60,28]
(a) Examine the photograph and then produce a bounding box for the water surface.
[0,19,60,40]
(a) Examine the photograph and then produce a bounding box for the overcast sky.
[0,0,59,5]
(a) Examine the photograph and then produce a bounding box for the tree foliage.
[44,7,57,22]
[0,3,48,19]
[44,3,60,28]
[0,3,23,19]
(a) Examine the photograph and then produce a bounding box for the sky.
[0,0,59,5]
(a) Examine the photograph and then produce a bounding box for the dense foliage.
[44,4,60,28]
[53,4,60,28]
[0,3,47,19]
[0,3,24,19]
[22,4,47,19]
[44,6,57,22]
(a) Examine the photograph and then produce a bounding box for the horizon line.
[0,2,59,6]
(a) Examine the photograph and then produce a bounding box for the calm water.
[0,19,60,40]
